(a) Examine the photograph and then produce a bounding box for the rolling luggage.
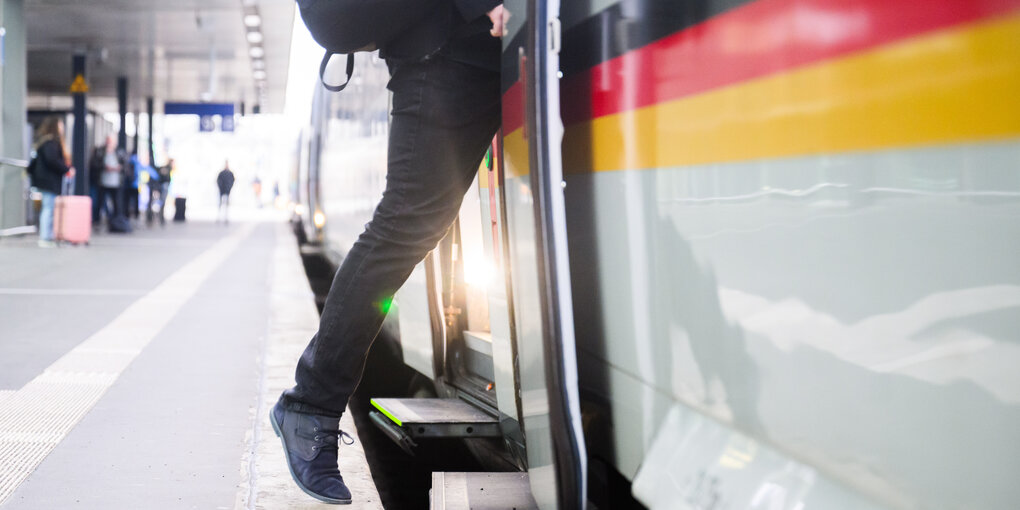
[54,195,92,245]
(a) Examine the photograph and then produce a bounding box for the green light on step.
[378,296,394,315]
[371,399,402,427]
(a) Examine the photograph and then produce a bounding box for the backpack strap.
[320,51,355,92]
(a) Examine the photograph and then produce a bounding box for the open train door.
[500,0,586,507]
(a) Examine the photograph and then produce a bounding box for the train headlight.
[313,211,326,229]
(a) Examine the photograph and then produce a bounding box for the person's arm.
[39,141,70,176]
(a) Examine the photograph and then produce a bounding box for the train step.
[430,472,537,510]
[368,398,501,454]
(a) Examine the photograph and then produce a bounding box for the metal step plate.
[430,472,538,510]
[370,398,500,438]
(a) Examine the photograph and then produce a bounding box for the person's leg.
[99,187,111,222]
[129,188,139,219]
[91,188,101,225]
[280,56,500,416]
[39,191,56,241]
[146,186,155,225]
[113,185,124,218]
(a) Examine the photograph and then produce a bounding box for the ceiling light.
[244,14,261,27]
[252,59,265,70]
[246,31,263,44]
[253,70,267,80]
[249,46,264,58]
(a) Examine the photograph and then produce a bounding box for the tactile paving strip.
[0,225,255,505]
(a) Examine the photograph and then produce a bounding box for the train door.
[500,0,587,507]
[387,1,587,506]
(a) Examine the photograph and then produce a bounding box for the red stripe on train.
[546,0,1020,130]
[502,81,524,135]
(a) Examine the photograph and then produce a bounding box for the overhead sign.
[69,74,89,93]
[166,103,236,132]
[164,102,234,116]
[199,115,216,132]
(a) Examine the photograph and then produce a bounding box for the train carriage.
[293,0,1020,508]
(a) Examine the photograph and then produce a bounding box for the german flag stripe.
[559,14,1020,173]
[501,0,1020,135]
[559,0,1020,127]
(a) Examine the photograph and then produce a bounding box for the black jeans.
[96,185,123,222]
[281,55,500,417]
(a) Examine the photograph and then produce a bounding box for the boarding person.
[31,117,73,248]
[271,2,507,504]
[216,161,235,224]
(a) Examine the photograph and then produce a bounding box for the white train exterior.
[292,0,1020,508]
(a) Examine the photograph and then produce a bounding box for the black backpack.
[296,0,440,91]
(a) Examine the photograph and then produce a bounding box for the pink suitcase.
[54,195,92,245]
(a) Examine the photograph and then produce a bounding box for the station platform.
[0,219,382,509]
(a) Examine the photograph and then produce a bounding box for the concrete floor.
[0,219,380,509]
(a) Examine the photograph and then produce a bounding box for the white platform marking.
[0,288,147,297]
[0,225,255,505]
[233,224,381,510]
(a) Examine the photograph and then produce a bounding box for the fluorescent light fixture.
[246,31,264,44]
[244,14,261,27]
[253,70,267,80]
[249,46,264,58]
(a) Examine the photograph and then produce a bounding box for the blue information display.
[164,102,235,116]
[167,103,237,133]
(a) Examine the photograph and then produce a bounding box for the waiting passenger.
[147,158,173,226]
[96,136,126,227]
[129,151,156,221]
[216,161,235,224]
[271,1,508,505]
[30,117,73,248]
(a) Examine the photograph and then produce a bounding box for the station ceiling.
[25,0,294,114]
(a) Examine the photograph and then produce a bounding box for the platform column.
[117,76,127,151]
[71,53,86,195]
[146,97,154,165]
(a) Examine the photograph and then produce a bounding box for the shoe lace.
[306,427,356,452]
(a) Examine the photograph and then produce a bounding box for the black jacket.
[217,169,235,195]
[32,139,70,194]
[382,0,501,70]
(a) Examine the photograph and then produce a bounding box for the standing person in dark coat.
[270,1,508,504]
[216,161,235,224]
[31,117,73,248]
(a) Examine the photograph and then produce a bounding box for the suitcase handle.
[62,175,75,196]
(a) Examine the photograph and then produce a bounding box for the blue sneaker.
[270,401,354,504]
